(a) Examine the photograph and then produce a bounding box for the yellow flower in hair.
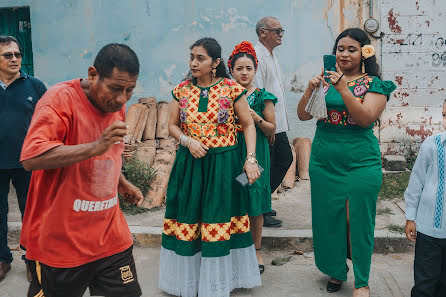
[361,45,375,59]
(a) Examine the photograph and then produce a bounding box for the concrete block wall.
[378,0,446,157]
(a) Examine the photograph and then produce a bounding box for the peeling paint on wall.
[387,9,402,33]
[380,0,446,156]
[1,0,442,155]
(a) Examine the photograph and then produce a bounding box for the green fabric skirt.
[309,125,382,288]
[237,128,272,217]
[162,145,253,258]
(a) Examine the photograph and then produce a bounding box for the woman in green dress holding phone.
[297,28,396,297]
[228,41,277,274]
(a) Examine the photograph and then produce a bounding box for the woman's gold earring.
[361,59,365,74]
[211,68,216,80]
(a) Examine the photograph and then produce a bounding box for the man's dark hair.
[0,35,21,50]
[93,43,139,78]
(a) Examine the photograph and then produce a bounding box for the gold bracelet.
[245,156,258,164]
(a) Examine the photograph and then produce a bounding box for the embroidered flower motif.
[347,114,356,125]
[220,86,230,97]
[179,80,190,88]
[188,123,201,136]
[355,97,364,103]
[224,78,235,86]
[329,110,341,125]
[180,87,190,98]
[218,109,229,123]
[362,45,375,59]
[217,123,229,135]
[353,84,368,97]
[348,81,356,87]
[203,124,216,137]
[179,98,188,109]
[219,97,231,110]
[180,110,187,122]
[368,77,373,83]
[201,89,209,98]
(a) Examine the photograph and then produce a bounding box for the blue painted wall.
[0,0,359,139]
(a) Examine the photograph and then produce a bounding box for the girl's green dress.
[309,74,396,288]
[237,88,277,216]
[159,78,261,297]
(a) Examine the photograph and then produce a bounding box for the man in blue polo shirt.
[0,35,46,282]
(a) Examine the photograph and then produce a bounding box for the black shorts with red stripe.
[27,246,141,297]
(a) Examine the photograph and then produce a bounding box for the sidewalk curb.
[8,222,414,253]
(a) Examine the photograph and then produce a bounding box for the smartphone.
[236,166,264,186]
[323,55,336,82]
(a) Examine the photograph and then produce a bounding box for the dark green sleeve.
[368,77,397,101]
[259,89,278,105]
[258,88,278,112]
[234,89,247,103]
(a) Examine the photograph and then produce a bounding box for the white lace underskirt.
[158,245,261,297]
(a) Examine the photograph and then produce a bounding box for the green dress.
[159,78,261,297]
[237,88,277,217]
[309,74,396,288]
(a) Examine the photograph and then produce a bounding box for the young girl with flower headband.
[297,28,396,297]
[228,41,277,275]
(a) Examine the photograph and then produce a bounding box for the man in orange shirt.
[20,43,143,297]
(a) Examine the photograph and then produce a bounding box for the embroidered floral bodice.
[172,78,246,148]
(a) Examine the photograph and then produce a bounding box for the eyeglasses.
[0,52,22,59]
[262,28,285,35]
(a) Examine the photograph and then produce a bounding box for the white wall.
[379,0,446,157]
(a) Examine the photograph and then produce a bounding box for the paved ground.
[1,248,413,297]
[5,177,414,296]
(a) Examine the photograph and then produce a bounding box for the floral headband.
[227,41,258,71]
[361,44,375,59]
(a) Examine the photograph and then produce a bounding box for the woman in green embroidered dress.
[227,41,277,275]
[159,38,261,297]
[297,28,396,297]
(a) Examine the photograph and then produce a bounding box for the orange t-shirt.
[20,79,132,268]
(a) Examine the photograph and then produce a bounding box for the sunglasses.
[1,52,22,59]
[262,28,285,35]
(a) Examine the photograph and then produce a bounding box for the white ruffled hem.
[159,245,261,297]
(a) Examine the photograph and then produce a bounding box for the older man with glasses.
[0,35,46,283]
[254,17,293,228]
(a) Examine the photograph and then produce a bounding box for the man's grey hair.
[256,17,278,36]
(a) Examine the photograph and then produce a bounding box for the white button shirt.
[254,42,289,134]
[405,132,446,239]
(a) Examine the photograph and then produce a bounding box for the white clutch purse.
[305,80,327,119]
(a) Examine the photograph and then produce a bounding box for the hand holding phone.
[236,165,264,186]
[323,55,336,83]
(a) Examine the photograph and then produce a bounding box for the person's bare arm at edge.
[234,94,260,185]
[21,121,127,171]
